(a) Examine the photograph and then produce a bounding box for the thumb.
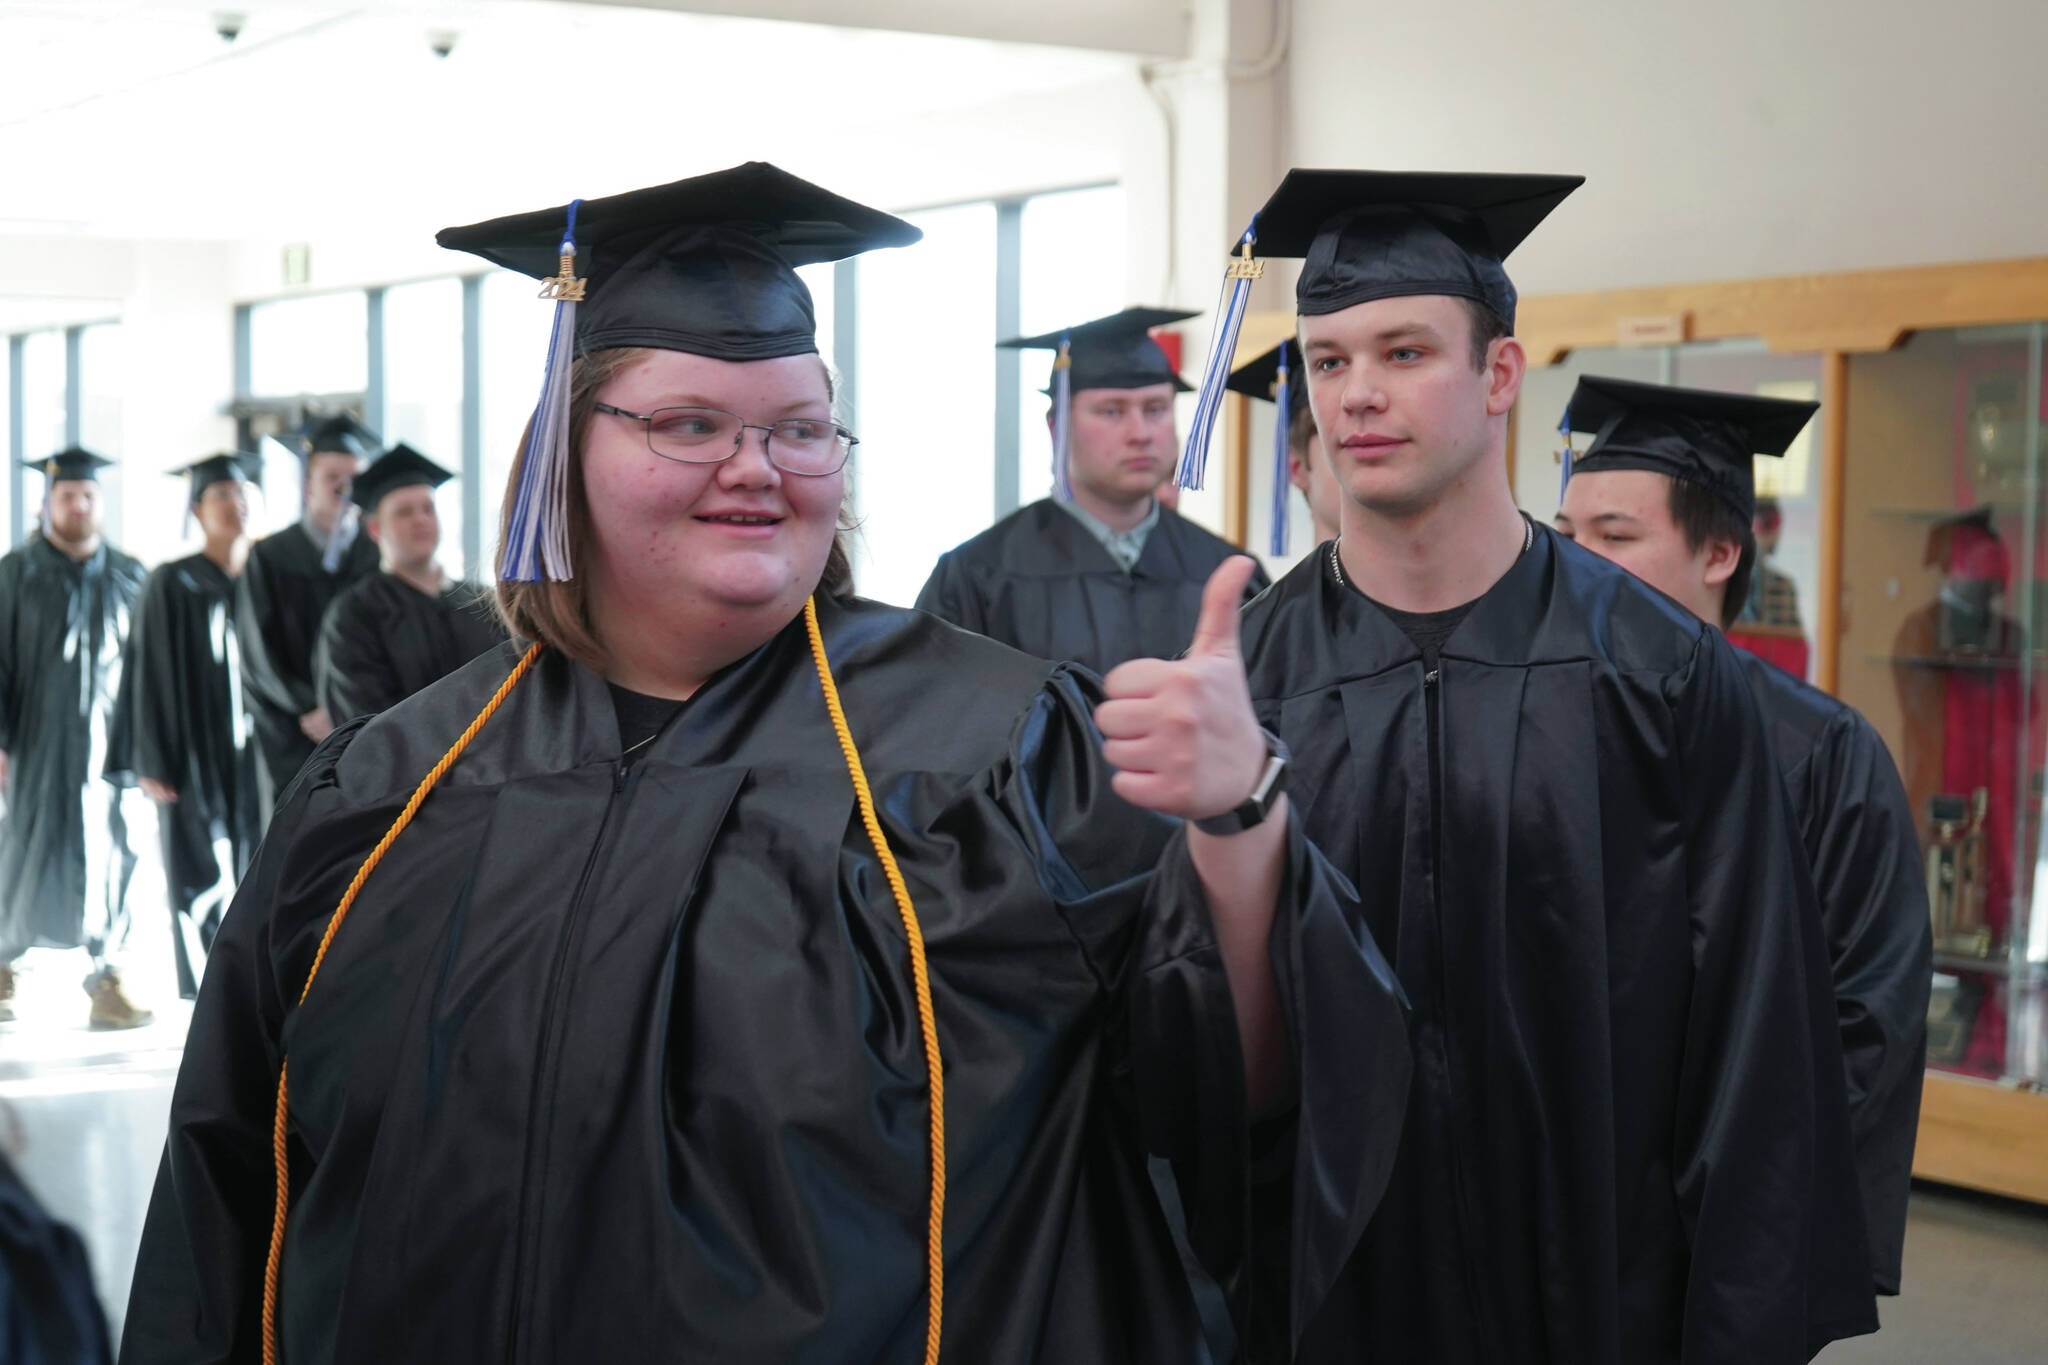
[1188,555,1257,658]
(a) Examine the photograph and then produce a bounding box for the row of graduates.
[118,159,1927,1365]
[0,427,503,1025]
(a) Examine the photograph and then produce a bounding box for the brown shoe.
[85,967,154,1031]
[0,964,14,1022]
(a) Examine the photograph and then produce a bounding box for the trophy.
[1926,788,1994,957]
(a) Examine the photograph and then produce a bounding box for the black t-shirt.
[1375,600,1478,671]
[608,682,688,763]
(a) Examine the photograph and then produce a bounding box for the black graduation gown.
[234,523,378,809]
[0,1152,114,1365]
[1240,529,1876,1365]
[916,499,1270,676]
[1735,648,1932,1296]
[122,596,1409,1365]
[0,537,146,961]
[114,553,264,1000]
[312,573,508,726]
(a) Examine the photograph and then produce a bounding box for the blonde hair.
[494,346,854,672]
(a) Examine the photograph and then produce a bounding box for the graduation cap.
[352,443,455,513]
[1559,376,1818,523]
[436,161,921,581]
[172,451,263,505]
[998,307,1196,501]
[273,414,381,460]
[25,447,115,483]
[1226,340,1308,556]
[1174,170,1583,492]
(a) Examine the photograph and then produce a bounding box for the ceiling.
[0,1,1136,243]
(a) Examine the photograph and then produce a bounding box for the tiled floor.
[7,975,2047,1358]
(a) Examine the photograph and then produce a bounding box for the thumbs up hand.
[1095,556,1267,823]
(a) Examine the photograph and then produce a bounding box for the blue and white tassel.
[321,504,359,573]
[1050,332,1075,502]
[1175,217,1261,491]
[1268,342,1293,556]
[1556,408,1574,507]
[501,199,586,582]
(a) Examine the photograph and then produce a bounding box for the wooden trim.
[1517,256,2048,362]
[1224,391,1250,547]
[1914,1071,2048,1205]
[1816,352,1848,693]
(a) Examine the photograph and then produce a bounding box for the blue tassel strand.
[1050,333,1074,502]
[1175,218,1261,491]
[500,199,586,583]
[1556,410,1574,507]
[1268,343,1292,556]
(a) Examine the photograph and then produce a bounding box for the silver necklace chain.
[1328,516,1532,593]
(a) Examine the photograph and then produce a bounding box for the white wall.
[1289,0,2048,295]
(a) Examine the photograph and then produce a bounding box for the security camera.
[427,29,458,59]
[213,10,245,42]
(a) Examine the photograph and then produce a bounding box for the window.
[17,330,67,540]
[248,291,368,398]
[848,202,997,607]
[1014,185,1128,508]
[382,278,467,574]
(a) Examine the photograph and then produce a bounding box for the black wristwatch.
[1193,728,1291,836]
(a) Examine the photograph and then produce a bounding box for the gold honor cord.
[261,608,947,1365]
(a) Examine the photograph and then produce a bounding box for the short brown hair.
[1667,477,1757,629]
[494,346,854,672]
[1461,299,1511,371]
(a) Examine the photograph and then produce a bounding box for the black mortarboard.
[999,308,1197,394]
[25,447,115,483]
[436,161,920,363]
[171,452,262,505]
[1226,339,1309,420]
[1561,376,1819,523]
[273,414,380,460]
[352,443,455,513]
[1247,170,1583,328]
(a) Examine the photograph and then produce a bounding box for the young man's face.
[304,452,364,524]
[1064,383,1178,506]
[1554,468,1734,623]
[367,484,441,568]
[1298,294,1519,520]
[44,479,103,545]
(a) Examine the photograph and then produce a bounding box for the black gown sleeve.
[0,554,20,754]
[1802,710,1932,1296]
[235,547,316,722]
[120,726,362,1365]
[1668,633,1877,1362]
[121,568,187,790]
[913,551,987,635]
[996,668,1409,1362]
[314,590,400,726]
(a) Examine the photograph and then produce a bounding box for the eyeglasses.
[594,403,857,477]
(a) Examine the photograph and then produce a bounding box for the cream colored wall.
[1288,0,2048,293]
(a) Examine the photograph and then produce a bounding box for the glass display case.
[1838,323,2048,1088]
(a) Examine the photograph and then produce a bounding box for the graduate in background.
[124,163,1405,1365]
[312,444,506,726]
[0,449,151,1029]
[916,309,1268,675]
[235,415,380,813]
[1200,169,1876,1362]
[1554,375,1932,1299]
[1227,338,1344,557]
[116,453,265,1002]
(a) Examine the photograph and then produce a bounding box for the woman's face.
[582,349,844,617]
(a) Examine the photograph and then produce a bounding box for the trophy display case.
[1837,323,2048,1092]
